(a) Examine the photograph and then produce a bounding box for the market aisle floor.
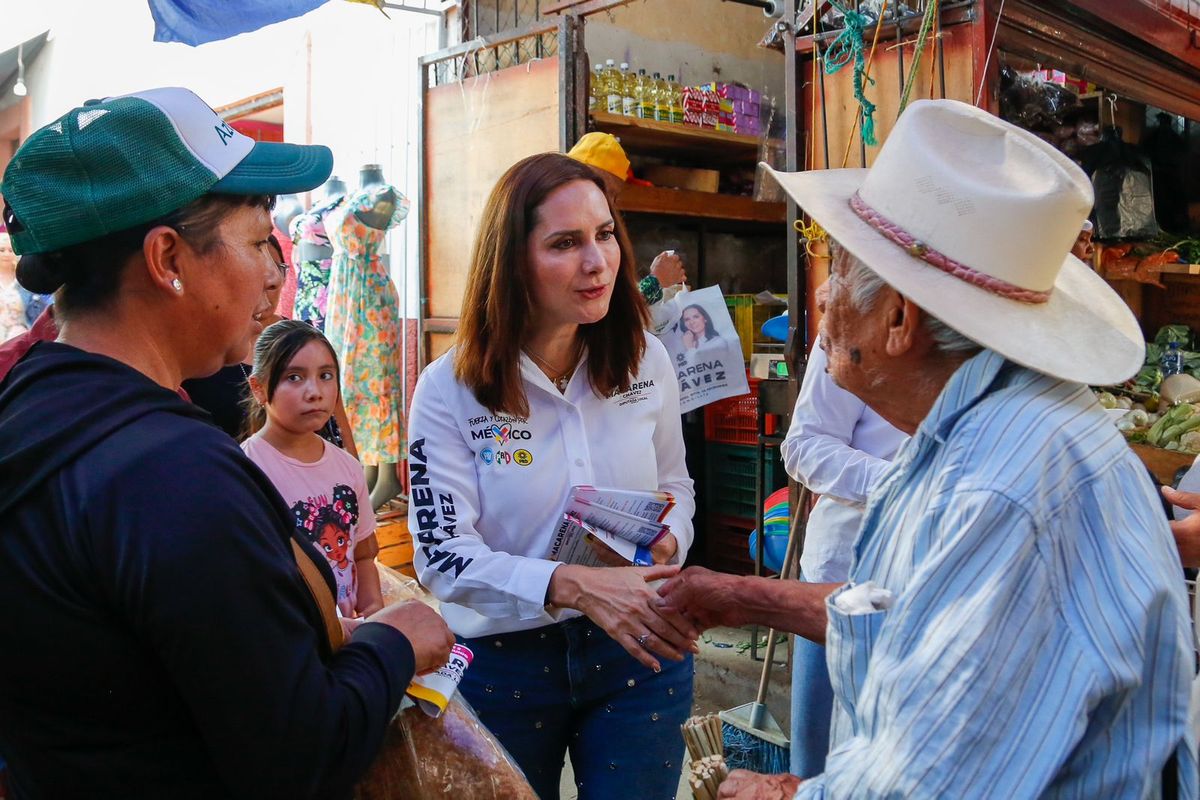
[557,625,793,799]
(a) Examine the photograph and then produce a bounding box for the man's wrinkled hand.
[656,566,746,631]
[717,769,802,799]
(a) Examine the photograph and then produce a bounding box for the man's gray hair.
[831,241,981,356]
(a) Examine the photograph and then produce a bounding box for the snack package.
[355,564,538,798]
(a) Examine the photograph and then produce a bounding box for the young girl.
[242,319,383,618]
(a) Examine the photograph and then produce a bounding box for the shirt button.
[574,458,585,467]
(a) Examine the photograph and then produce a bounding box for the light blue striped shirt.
[796,349,1199,799]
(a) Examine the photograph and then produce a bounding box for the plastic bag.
[355,695,538,799]
[354,565,538,798]
[1086,127,1159,240]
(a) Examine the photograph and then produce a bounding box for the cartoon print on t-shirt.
[292,484,360,610]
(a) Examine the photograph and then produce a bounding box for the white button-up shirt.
[781,340,907,582]
[407,334,695,638]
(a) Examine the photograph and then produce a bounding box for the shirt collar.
[917,349,1010,445]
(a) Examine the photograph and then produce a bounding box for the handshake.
[546,561,758,672]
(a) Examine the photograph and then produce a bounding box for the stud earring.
[171,279,183,292]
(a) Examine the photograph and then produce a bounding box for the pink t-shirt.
[242,435,375,617]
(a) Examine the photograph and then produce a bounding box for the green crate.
[704,442,787,519]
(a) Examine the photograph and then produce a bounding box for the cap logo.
[215,120,235,146]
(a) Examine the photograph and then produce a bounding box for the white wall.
[1,0,439,317]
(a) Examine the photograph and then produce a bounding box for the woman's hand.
[650,251,687,288]
[683,331,697,350]
[548,564,700,671]
[650,533,678,565]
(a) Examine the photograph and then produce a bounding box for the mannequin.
[315,175,348,207]
[0,231,29,339]
[291,177,348,330]
[324,164,411,509]
[271,194,304,318]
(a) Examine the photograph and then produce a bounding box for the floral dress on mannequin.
[324,187,410,466]
[290,196,344,330]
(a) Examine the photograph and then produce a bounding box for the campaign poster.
[654,285,750,413]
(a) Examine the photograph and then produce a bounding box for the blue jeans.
[789,624,833,778]
[459,616,693,800]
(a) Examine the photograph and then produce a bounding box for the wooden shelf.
[617,183,786,224]
[591,111,769,165]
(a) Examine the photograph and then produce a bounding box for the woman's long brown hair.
[454,153,650,417]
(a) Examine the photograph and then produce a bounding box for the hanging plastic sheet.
[147,0,330,45]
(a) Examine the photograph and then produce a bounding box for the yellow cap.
[566,133,630,181]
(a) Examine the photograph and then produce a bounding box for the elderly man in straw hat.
[658,99,1198,799]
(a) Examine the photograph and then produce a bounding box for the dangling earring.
[171,278,183,292]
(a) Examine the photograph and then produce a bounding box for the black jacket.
[0,342,414,799]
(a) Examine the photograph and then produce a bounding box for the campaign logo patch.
[490,424,511,446]
[513,449,533,467]
[479,447,495,465]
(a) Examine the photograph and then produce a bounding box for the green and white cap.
[1,87,333,255]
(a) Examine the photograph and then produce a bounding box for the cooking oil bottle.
[667,74,684,124]
[603,59,621,115]
[653,72,671,123]
[589,62,603,112]
[637,69,655,119]
[624,67,642,117]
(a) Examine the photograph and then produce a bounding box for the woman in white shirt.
[407,153,697,799]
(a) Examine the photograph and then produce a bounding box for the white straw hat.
[766,99,1143,386]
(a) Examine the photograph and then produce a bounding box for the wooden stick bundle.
[681,714,723,761]
[688,754,730,800]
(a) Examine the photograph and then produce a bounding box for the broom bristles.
[722,721,789,774]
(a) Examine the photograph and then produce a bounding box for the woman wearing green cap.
[0,88,453,798]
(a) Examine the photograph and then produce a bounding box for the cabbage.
[1096,391,1118,409]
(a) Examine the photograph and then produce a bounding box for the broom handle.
[752,487,810,708]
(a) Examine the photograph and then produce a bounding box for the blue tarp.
[148,0,331,46]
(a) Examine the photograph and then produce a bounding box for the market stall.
[782,0,1200,486]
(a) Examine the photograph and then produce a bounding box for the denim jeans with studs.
[459,616,693,800]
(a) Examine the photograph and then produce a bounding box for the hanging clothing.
[324,188,410,466]
[1,278,28,340]
[273,223,297,319]
[289,197,343,331]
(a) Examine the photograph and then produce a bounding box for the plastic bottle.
[604,59,622,115]
[1162,340,1186,377]
[653,72,670,122]
[615,62,632,116]
[667,74,684,124]
[637,69,655,119]
[589,63,603,112]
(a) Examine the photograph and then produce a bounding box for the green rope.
[897,0,939,115]
[824,1,877,146]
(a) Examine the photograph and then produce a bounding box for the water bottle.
[1161,341,1185,377]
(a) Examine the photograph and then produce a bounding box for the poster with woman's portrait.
[654,286,750,413]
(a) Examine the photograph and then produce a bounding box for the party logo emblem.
[513,449,533,467]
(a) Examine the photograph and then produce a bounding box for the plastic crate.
[725,294,787,362]
[704,442,787,519]
[704,376,780,445]
[704,513,758,576]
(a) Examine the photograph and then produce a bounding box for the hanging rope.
[824,1,878,146]
[897,0,938,115]
[839,0,890,168]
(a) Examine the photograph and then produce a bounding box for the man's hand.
[650,250,687,288]
[1161,486,1200,567]
[656,566,749,631]
[717,769,802,799]
[366,601,456,674]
